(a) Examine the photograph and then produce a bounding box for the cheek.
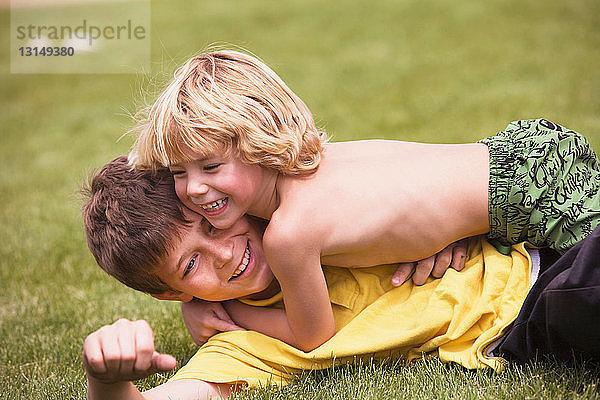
[174,180,198,212]
[174,178,187,200]
[232,170,261,200]
[186,277,220,300]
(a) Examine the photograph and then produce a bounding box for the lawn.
[1,0,599,399]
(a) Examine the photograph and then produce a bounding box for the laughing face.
[169,153,266,230]
[155,212,276,302]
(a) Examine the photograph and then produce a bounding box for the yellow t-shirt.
[170,238,531,387]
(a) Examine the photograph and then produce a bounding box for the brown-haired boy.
[81,156,600,400]
[82,156,462,399]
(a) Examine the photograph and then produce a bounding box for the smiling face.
[169,153,267,230]
[154,212,276,302]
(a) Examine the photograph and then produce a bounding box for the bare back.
[273,140,490,267]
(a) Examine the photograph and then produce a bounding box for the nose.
[186,171,210,198]
[209,239,234,270]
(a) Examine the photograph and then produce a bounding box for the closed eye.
[203,164,221,172]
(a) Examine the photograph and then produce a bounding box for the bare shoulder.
[266,174,325,252]
[263,208,323,270]
[263,211,320,252]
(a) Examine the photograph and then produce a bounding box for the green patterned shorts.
[479,119,600,253]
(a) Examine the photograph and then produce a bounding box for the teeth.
[231,244,250,279]
[201,198,227,212]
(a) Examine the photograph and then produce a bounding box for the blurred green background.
[1,0,599,398]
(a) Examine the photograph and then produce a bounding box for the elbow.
[295,325,335,352]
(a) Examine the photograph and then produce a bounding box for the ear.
[150,292,194,303]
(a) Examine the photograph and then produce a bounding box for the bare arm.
[83,319,233,400]
[260,230,335,352]
[223,258,334,352]
[178,298,307,349]
[222,301,297,342]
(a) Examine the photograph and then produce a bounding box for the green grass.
[1,0,599,398]
[235,359,600,400]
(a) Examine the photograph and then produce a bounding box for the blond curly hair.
[129,50,328,175]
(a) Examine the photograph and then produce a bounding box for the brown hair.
[81,156,190,294]
[129,50,328,174]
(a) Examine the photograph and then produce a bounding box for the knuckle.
[103,351,120,364]
[120,351,136,363]
[413,277,425,286]
[134,319,150,328]
[137,343,154,356]
[438,254,451,265]
[135,358,152,372]
[134,320,152,334]
[441,246,453,254]
[86,354,104,368]
[83,335,95,348]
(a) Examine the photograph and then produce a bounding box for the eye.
[203,163,221,172]
[169,169,185,176]
[184,256,197,277]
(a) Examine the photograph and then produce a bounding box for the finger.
[451,243,467,271]
[133,321,155,373]
[391,263,416,286]
[151,351,177,373]
[431,246,453,278]
[117,325,137,376]
[212,304,237,326]
[82,334,107,375]
[412,256,435,285]
[209,315,245,333]
[212,305,246,331]
[98,326,121,375]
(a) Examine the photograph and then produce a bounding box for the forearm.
[223,300,334,351]
[87,377,145,400]
[222,300,298,346]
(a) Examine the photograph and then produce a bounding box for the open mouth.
[200,197,228,214]
[230,242,251,280]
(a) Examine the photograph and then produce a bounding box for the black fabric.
[497,225,600,363]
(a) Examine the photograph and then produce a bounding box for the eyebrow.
[169,157,210,169]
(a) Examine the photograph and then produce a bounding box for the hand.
[82,319,176,385]
[391,239,468,286]
[181,299,245,345]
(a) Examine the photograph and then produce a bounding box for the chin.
[210,214,242,230]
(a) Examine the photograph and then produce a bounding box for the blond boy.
[129,51,600,352]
